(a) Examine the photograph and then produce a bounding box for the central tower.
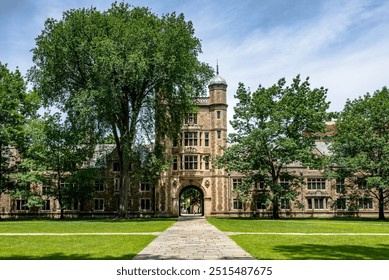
[155,69,229,217]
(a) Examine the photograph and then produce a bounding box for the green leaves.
[0,63,40,192]
[331,87,389,176]
[329,87,389,219]
[30,2,212,144]
[218,75,329,218]
[30,3,211,139]
[228,75,329,168]
[29,3,212,217]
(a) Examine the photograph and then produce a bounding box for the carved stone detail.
[184,147,198,154]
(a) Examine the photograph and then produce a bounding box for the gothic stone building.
[158,72,229,217]
[0,73,386,218]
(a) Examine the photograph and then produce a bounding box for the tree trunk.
[378,188,385,220]
[118,160,129,218]
[116,96,140,218]
[152,183,156,218]
[272,198,280,219]
[58,180,64,220]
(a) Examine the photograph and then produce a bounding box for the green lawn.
[4,218,389,260]
[0,235,156,260]
[0,218,176,233]
[0,218,176,260]
[207,218,389,260]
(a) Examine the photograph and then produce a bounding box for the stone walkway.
[133,216,254,260]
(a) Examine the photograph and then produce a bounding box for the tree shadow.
[0,252,137,260]
[132,253,253,260]
[0,218,176,223]
[272,243,389,260]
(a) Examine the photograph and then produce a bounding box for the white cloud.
[196,0,389,130]
[2,0,388,131]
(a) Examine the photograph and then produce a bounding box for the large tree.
[329,87,389,220]
[0,62,39,193]
[24,113,97,219]
[29,3,212,217]
[217,76,329,219]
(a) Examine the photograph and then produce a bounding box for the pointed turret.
[209,63,227,87]
[209,62,227,105]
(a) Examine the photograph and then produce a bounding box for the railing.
[194,97,209,105]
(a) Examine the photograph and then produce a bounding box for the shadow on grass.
[0,218,177,223]
[0,252,137,260]
[207,217,389,222]
[273,243,389,260]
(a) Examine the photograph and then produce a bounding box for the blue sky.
[1,0,389,122]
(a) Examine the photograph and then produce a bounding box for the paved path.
[133,216,254,260]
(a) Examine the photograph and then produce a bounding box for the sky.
[1,0,389,127]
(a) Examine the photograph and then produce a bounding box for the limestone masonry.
[1,72,385,218]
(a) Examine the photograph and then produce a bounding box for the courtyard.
[1,217,389,260]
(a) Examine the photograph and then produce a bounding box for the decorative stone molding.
[184,147,198,154]
[306,191,330,197]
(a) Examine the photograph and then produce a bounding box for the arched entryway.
[179,185,204,216]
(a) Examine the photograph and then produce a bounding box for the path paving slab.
[133,216,254,260]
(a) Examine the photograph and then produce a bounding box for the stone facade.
[1,73,388,219]
[156,75,229,217]
[130,73,388,218]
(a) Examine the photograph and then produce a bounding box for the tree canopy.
[0,62,39,193]
[29,2,212,217]
[328,87,389,220]
[23,114,98,218]
[217,75,330,219]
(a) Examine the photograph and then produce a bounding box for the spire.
[209,60,227,87]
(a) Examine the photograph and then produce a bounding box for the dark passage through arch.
[179,185,204,216]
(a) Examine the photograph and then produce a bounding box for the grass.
[0,218,176,233]
[0,235,156,260]
[207,218,389,260]
[230,235,389,260]
[207,217,389,233]
[0,218,176,260]
[4,217,389,260]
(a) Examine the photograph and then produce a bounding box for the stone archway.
[179,185,204,216]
